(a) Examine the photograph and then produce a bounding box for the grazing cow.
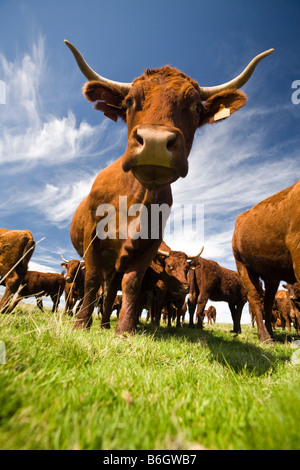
[205,305,217,325]
[232,180,300,343]
[0,229,35,313]
[9,271,66,313]
[188,257,247,333]
[65,40,273,334]
[61,257,85,315]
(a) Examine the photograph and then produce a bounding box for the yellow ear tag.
[214,104,231,121]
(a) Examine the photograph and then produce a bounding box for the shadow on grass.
[136,321,296,376]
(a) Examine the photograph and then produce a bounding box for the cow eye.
[194,102,203,114]
[126,97,134,109]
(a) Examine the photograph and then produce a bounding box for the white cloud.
[170,105,300,268]
[0,36,125,169]
[30,173,98,226]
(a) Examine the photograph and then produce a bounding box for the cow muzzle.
[122,125,188,190]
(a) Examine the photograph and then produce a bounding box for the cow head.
[283,282,300,310]
[65,41,273,190]
[61,256,85,283]
[155,246,203,297]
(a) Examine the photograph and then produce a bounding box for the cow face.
[66,41,273,191]
[283,282,300,310]
[156,250,189,296]
[61,259,84,283]
[83,72,246,191]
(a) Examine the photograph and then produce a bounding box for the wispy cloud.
[0,36,126,170]
[170,105,300,267]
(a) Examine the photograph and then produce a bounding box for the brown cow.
[272,290,293,331]
[282,282,300,333]
[138,242,202,327]
[61,257,85,315]
[205,305,217,325]
[65,40,273,334]
[0,228,35,313]
[9,271,66,313]
[232,180,300,343]
[150,242,202,327]
[188,256,247,333]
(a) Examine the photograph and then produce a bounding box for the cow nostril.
[166,134,177,151]
[135,130,144,147]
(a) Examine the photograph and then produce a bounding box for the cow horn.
[198,49,274,100]
[61,255,69,264]
[157,249,170,257]
[187,246,204,259]
[64,40,132,96]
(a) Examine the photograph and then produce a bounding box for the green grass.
[0,304,300,450]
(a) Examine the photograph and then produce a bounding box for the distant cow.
[61,257,85,315]
[9,271,66,313]
[0,228,35,313]
[282,282,300,333]
[272,290,294,332]
[188,257,247,333]
[232,180,300,343]
[139,242,202,327]
[65,40,272,334]
[205,305,217,324]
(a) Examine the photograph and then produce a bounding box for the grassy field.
[0,304,300,450]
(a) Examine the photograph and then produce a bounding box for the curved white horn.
[157,249,170,257]
[187,246,204,260]
[61,255,69,264]
[199,49,274,100]
[64,40,132,96]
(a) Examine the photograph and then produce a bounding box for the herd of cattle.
[1,41,299,343]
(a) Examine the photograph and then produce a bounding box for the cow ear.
[61,262,67,269]
[82,81,127,122]
[200,89,247,125]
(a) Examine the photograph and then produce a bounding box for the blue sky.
[0,0,300,321]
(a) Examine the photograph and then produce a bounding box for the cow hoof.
[72,320,91,331]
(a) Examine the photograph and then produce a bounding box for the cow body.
[0,229,35,312]
[282,283,300,333]
[188,257,247,333]
[10,271,65,312]
[65,41,272,334]
[232,180,300,342]
[61,259,85,315]
[205,305,217,324]
[272,290,295,332]
[137,241,200,327]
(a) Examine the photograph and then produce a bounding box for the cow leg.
[187,295,196,328]
[100,274,122,329]
[264,280,279,338]
[73,268,101,329]
[36,296,44,312]
[235,260,272,343]
[116,271,145,334]
[229,302,242,334]
[5,293,22,313]
[175,300,184,328]
[195,292,208,329]
[0,273,21,313]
